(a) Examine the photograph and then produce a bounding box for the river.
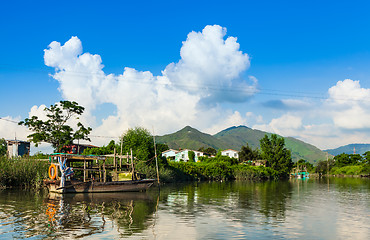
[0,177,369,239]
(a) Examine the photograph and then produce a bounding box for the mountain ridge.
[156,125,327,164]
[324,143,370,156]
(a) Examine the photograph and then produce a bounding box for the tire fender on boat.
[48,164,57,180]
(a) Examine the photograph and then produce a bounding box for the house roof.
[177,149,203,154]
[6,140,30,144]
[221,149,239,153]
[162,149,179,154]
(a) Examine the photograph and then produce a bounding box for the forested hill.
[324,144,370,156]
[156,125,327,164]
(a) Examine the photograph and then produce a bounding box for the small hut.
[7,140,30,158]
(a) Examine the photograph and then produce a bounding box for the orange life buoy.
[48,164,57,180]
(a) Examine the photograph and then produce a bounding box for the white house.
[221,149,239,159]
[175,149,204,162]
[162,149,179,160]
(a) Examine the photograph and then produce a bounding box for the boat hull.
[44,179,155,194]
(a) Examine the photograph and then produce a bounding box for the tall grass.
[0,157,49,189]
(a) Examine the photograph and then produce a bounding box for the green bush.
[232,165,277,180]
[331,165,363,175]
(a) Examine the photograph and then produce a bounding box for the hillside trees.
[260,134,293,178]
[19,101,91,152]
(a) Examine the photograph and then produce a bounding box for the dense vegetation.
[315,152,370,175]
[0,156,49,189]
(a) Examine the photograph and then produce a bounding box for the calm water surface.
[0,178,369,239]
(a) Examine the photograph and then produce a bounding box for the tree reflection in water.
[158,181,293,223]
[44,191,158,238]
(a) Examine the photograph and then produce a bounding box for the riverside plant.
[0,156,49,189]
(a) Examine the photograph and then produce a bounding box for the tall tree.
[260,134,293,178]
[19,101,92,152]
[121,127,155,161]
[239,143,261,162]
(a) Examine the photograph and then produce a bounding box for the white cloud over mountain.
[255,79,370,149]
[43,25,256,144]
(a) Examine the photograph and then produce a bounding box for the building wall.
[221,150,239,159]
[162,150,178,159]
[7,141,30,158]
[175,150,204,162]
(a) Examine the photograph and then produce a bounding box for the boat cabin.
[44,153,154,193]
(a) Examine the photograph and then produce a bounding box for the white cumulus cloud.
[42,25,257,145]
[327,79,370,129]
[253,79,370,149]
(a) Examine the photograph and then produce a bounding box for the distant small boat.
[291,165,310,179]
[44,153,155,194]
[295,171,309,179]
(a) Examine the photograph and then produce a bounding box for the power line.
[0,118,19,124]
[2,63,370,102]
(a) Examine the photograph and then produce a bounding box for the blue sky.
[1,0,370,151]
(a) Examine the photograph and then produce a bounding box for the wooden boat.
[44,153,155,194]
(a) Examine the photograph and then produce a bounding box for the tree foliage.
[259,134,293,178]
[334,153,362,167]
[239,143,261,162]
[19,101,91,152]
[188,151,195,162]
[198,147,217,156]
[294,159,314,172]
[0,138,7,157]
[83,140,117,155]
[121,127,155,162]
[363,151,370,165]
[120,127,169,167]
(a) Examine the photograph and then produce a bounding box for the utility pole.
[326,152,329,177]
[152,127,160,185]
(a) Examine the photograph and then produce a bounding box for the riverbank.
[309,173,370,178]
[1,156,368,190]
[0,156,278,189]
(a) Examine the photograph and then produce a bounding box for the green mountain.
[324,144,370,156]
[214,126,327,164]
[157,126,227,150]
[156,125,327,164]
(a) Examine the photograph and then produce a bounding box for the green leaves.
[19,101,91,152]
[121,127,154,162]
[259,134,293,178]
[239,144,261,162]
[0,138,6,157]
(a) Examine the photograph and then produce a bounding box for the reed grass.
[0,156,49,189]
